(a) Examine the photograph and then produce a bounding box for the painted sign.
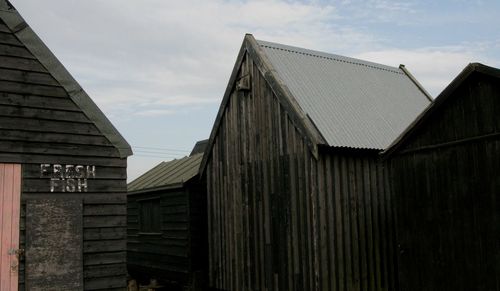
[40,164,96,192]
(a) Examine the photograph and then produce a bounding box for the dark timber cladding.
[127,144,207,290]
[201,34,430,291]
[385,63,500,291]
[0,2,131,291]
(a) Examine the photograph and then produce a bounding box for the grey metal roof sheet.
[258,40,431,150]
[128,153,203,192]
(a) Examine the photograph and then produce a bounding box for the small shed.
[0,1,132,291]
[384,63,500,291]
[200,34,431,291]
[127,141,208,290]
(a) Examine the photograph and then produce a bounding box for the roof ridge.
[0,1,132,158]
[260,43,404,75]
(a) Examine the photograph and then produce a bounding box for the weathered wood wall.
[128,189,191,282]
[0,19,128,290]
[127,181,207,288]
[390,72,500,291]
[206,52,397,291]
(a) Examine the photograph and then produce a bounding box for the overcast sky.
[10,0,500,181]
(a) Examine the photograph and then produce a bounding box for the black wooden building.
[384,63,500,291]
[200,34,431,291]
[0,2,132,290]
[127,140,208,290]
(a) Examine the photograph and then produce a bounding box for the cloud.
[10,0,500,181]
[355,45,498,96]
[12,0,377,121]
[134,109,176,117]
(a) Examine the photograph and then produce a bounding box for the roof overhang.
[199,34,327,176]
[382,62,500,158]
[0,1,132,158]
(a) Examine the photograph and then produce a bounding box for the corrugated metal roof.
[258,40,431,150]
[190,139,208,156]
[128,153,203,192]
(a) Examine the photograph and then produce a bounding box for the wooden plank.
[83,252,125,266]
[363,159,375,291]
[0,68,59,85]
[325,155,338,291]
[0,104,90,122]
[0,24,10,33]
[83,263,126,279]
[356,158,367,290]
[83,216,126,228]
[0,56,47,72]
[23,164,125,180]
[0,44,35,59]
[0,80,67,97]
[83,240,126,253]
[318,156,329,291]
[22,179,126,193]
[0,129,113,147]
[0,140,119,157]
[83,275,125,290]
[0,116,101,135]
[332,155,345,291]
[0,32,22,46]
[84,228,126,240]
[0,92,80,111]
[83,204,126,216]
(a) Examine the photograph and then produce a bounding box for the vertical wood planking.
[206,51,397,291]
[0,164,21,291]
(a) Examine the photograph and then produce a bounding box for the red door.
[0,164,21,291]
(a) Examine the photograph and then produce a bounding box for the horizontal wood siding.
[0,20,127,291]
[390,72,500,291]
[206,52,396,291]
[127,189,191,284]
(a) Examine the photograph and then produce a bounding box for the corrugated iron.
[258,40,431,149]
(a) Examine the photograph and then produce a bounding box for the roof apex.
[382,62,500,157]
[0,1,132,157]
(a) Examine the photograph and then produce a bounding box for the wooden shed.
[0,2,132,290]
[127,140,208,290]
[200,34,431,291]
[384,63,500,291]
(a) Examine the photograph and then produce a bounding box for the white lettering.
[42,164,96,192]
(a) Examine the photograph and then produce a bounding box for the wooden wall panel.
[127,189,191,284]
[206,53,396,291]
[0,19,128,291]
[390,72,500,291]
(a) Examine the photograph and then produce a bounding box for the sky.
[9,0,500,181]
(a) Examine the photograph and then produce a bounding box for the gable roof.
[383,62,500,157]
[201,34,431,173]
[259,40,432,150]
[0,1,132,157]
[128,152,203,194]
